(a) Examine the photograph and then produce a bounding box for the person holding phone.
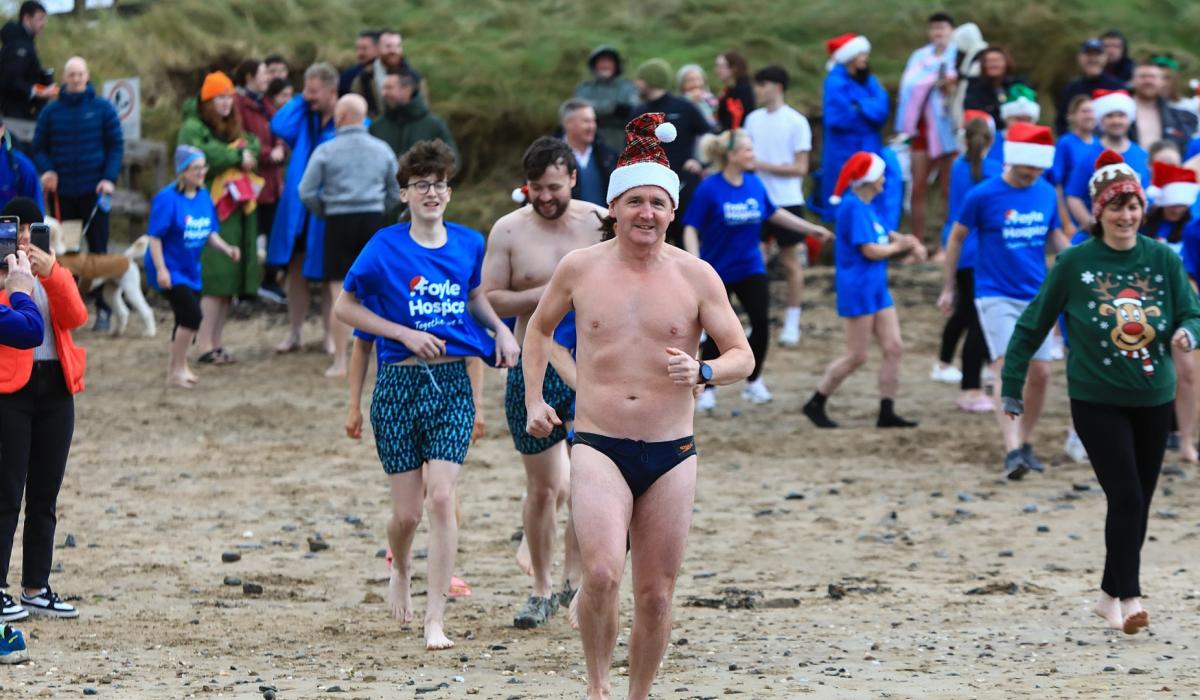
[0,196,87,622]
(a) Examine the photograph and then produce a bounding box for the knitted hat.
[1147,161,1199,207]
[829,151,885,205]
[200,71,235,102]
[606,113,680,209]
[1,196,42,225]
[635,59,673,92]
[826,33,871,68]
[1002,122,1055,169]
[962,109,995,133]
[1000,84,1040,122]
[1092,89,1135,121]
[175,144,206,174]
[1089,149,1146,219]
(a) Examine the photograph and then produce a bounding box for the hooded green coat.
[368,93,459,167]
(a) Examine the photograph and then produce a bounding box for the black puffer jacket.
[0,21,51,120]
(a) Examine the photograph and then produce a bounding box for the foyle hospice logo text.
[409,275,467,320]
[1002,208,1048,243]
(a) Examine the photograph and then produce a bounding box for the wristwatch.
[696,361,713,384]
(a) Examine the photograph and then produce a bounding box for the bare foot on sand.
[1093,595,1123,629]
[275,334,301,354]
[1181,445,1198,464]
[166,373,196,389]
[424,621,454,650]
[324,363,347,379]
[323,335,336,356]
[1120,598,1149,635]
[515,533,533,576]
[388,568,413,624]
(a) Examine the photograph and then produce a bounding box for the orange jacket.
[0,263,88,395]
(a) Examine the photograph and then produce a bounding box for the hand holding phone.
[0,216,18,271]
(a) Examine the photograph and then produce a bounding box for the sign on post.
[103,77,141,141]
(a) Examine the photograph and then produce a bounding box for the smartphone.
[30,223,50,254]
[0,216,18,270]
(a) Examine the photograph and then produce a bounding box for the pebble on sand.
[243,582,264,595]
[308,535,330,552]
[222,551,242,563]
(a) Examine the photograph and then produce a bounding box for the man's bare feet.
[324,363,347,379]
[183,368,199,383]
[275,334,301,353]
[166,373,196,389]
[515,533,533,576]
[424,621,454,650]
[585,682,613,700]
[388,567,414,624]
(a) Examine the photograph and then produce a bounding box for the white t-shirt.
[743,104,812,207]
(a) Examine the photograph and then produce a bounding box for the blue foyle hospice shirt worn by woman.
[955,175,1060,301]
[343,221,495,365]
[941,155,1003,271]
[833,190,893,317]
[144,182,218,291]
[681,171,777,283]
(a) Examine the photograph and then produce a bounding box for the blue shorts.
[836,282,894,318]
[370,361,475,474]
[505,355,575,455]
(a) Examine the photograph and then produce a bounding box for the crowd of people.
[3,2,1200,697]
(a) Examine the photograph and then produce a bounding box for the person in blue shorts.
[941,122,1068,479]
[803,151,925,429]
[1066,89,1150,229]
[333,139,519,651]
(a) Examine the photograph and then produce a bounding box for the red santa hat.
[1002,122,1055,169]
[829,151,885,205]
[962,109,996,133]
[1112,288,1143,308]
[1147,161,1200,207]
[826,33,871,69]
[1089,149,1146,219]
[1091,89,1135,121]
[606,113,680,208]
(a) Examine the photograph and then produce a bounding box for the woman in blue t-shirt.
[332,140,518,652]
[682,129,831,409]
[1049,95,1097,233]
[145,146,241,389]
[803,151,925,429]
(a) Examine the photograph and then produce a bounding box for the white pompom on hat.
[829,151,885,205]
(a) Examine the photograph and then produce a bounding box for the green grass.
[35,0,1200,231]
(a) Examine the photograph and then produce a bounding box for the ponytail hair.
[963,118,993,182]
[699,129,745,169]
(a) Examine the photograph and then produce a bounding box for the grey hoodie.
[299,124,401,217]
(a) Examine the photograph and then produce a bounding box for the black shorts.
[166,285,202,335]
[324,212,384,281]
[761,204,807,247]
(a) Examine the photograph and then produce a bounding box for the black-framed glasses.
[406,180,449,194]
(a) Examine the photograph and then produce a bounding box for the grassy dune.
[37,0,1200,230]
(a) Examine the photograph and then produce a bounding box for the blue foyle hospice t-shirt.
[343,222,495,365]
[942,155,1003,270]
[956,176,1060,301]
[1064,140,1150,208]
[834,190,893,317]
[682,172,777,284]
[144,183,217,291]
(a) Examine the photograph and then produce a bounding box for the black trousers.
[1070,399,1173,599]
[701,274,769,382]
[938,267,987,390]
[0,361,74,590]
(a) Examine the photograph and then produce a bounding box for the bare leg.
[423,459,463,650]
[572,445,633,700]
[780,243,804,309]
[910,149,931,246]
[1018,360,1051,445]
[197,296,222,355]
[1173,346,1197,462]
[277,254,307,352]
[873,307,903,399]
[167,327,197,388]
[522,443,569,598]
[990,357,1023,452]
[815,315,874,396]
[325,281,350,377]
[387,469,424,625]
[627,456,696,700]
[321,283,335,355]
[209,297,230,354]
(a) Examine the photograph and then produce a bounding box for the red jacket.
[236,89,284,204]
[0,263,88,394]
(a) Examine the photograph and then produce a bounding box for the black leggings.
[938,267,987,390]
[1070,399,1173,599]
[701,274,769,382]
[0,361,75,590]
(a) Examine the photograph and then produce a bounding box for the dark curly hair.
[523,136,576,182]
[398,139,458,184]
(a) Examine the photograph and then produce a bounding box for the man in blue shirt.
[1066,90,1150,228]
[0,118,42,213]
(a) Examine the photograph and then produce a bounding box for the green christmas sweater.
[1001,235,1200,407]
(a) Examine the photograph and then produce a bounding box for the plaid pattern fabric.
[619,113,671,167]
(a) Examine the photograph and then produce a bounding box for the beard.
[533,197,570,221]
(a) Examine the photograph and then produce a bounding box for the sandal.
[197,350,219,364]
[213,348,237,365]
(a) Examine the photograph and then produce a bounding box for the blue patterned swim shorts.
[370,360,475,474]
[504,355,575,455]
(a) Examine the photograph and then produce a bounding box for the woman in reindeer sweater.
[1001,150,1200,636]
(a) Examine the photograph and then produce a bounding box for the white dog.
[47,217,157,338]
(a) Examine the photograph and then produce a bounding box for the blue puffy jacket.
[819,64,889,214]
[32,83,124,196]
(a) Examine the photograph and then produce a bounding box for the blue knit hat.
[174,144,205,174]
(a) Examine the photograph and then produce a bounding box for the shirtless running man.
[481,137,606,628]
[523,114,754,700]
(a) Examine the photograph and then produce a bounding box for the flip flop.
[197,350,219,364]
[213,348,237,365]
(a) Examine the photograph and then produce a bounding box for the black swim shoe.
[1004,449,1029,481]
[1020,443,1045,473]
[803,394,838,429]
[513,596,555,629]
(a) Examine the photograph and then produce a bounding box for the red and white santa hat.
[829,151,885,205]
[1091,89,1135,121]
[826,33,871,69]
[606,113,679,209]
[1147,161,1200,207]
[961,109,996,135]
[1002,122,1055,169]
[1112,288,1143,308]
[1089,149,1146,219]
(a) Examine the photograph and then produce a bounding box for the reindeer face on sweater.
[1099,290,1160,352]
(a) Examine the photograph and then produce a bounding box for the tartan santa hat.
[826,33,871,69]
[1002,122,1055,169]
[1147,161,1200,207]
[1092,89,1135,121]
[829,151,885,205]
[606,112,680,209]
[1089,149,1146,219]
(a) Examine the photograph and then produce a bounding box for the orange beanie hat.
[200,71,235,101]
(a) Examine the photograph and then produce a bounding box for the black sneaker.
[1005,449,1029,481]
[513,596,554,629]
[0,592,28,622]
[20,587,78,619]
[1020,443,1045,473]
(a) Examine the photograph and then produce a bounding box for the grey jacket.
[299,124,400,217]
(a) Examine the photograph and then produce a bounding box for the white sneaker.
[696,388,716,412]
[778,324,801,346]
[930,362,963,384]
[982,367,995,382]
[1064,430,1088,463]
[741,379,773,404]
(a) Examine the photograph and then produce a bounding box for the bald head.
[63,56,89,93]
[334,94,367,127]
